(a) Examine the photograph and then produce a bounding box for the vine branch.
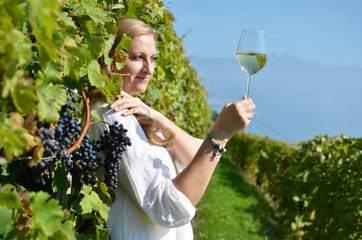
[66,90,109,154]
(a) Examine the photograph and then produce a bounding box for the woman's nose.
[142,60,154,74]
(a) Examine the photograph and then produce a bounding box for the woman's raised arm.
[173,96,255,205]
[111,92,256,205]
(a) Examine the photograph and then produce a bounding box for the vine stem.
[66,90,109,154]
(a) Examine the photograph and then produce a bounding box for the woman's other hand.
[110,91,159,121]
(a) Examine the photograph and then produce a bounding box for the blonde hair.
[109,18,156,59]
[90,18,174,148]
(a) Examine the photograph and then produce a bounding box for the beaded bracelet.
[207,133,227,157]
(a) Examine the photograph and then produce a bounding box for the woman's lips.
[136,75,151,81]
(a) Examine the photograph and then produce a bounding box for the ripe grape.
[96,121,132,188]
[70,134,101,187]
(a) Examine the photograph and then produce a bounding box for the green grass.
[192,154,282,240]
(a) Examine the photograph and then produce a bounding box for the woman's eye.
[130,55,157,62]
[132,55,143,60]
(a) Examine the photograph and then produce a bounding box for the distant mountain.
[188,54,362,143]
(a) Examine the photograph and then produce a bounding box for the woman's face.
[118,33,157,95]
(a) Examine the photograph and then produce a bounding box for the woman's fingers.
[215,97,256,138]
[110,92,152,118]
[246,101,256,114]
[234,98,255,115]
[240,99,256,123]
[111,92,138,111]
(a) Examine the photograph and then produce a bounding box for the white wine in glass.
[236,29,267,97]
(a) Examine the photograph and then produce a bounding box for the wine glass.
[236,29,267,98]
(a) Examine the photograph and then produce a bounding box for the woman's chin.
[138,83,149,94]
[130,88,148,95]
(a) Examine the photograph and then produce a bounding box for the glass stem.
[246,74,252,98]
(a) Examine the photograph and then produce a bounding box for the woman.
[87,17,256,240]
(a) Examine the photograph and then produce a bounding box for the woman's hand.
[110,91,160,121]
[210,95,256,142]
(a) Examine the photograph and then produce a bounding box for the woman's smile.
[135,74,151,82]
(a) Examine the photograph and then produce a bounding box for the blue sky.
[165,0,362,142]
[166,0,362,68]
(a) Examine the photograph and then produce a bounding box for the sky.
[166,0,362,68]
[165,0,362,143]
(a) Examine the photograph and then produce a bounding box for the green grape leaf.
[104,36,115,65]
[1,75,17,99]
[73,3,86,16]
[64,58,76,78]
[1,163,9,176]
[53,31,65,48]
[37,83,67,122]
[80,187,97,213]
[98,203,110,221]
[36,43,54,67]
[81,0,107,24]
[95,182,114,203]
[29,0,59,66]
[104,22,118,35]
[87,36,106,59]
[155,66,166,80]
[32,29,58,68]
[0,128,25,160]
[31,191,64,237]
[100,74,122,101]
[79,185,109,220]
[52,164,68,192]
[11,82,37,116]
[20,128,40,150]
[0,206,14,236]
[43,62,62,83]
[79,67,88,78]
[0,112,40,159]
[8,29,32,70]
[1,0,25,30]
[64,36,77,47]
[58,220,76,240]
[115,61,127,70]
[96,226,111,240]
[83,20,97,34]
[0,191,22,209]
[58,11,76,29]
[88,60,108,88]
[147,87,162,103]
[114,34,132,62]
[48,231,69,240]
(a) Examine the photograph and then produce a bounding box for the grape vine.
[227,132,362,239]
[31,88,132,190]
